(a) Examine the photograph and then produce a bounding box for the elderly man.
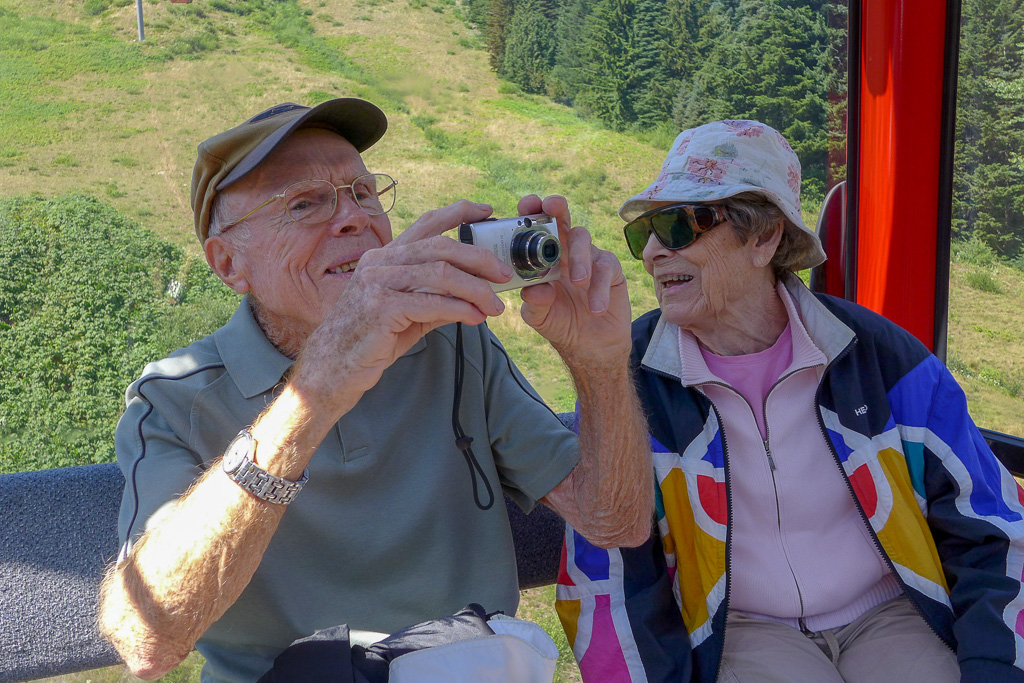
[98,99,652,682]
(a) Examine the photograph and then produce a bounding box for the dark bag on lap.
[257,604,495,683]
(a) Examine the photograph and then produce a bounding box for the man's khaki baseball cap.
[190,98,388,242]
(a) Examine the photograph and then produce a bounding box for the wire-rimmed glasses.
[222,173,397,232]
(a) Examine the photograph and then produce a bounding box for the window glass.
[948,0,1024,437]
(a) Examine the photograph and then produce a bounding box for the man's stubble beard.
[248,295,315,360]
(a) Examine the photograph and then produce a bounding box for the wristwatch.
[222,430,308,505]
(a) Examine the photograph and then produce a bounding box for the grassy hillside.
[3,0,1023,681]
[947,240,1024,438]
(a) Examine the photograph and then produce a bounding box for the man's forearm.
[98,384,342,679]
[99,469,285,679]
[546,360,653,548]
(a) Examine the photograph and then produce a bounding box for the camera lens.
[510,230,561,272]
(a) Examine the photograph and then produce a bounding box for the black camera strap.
[452,322,495,511]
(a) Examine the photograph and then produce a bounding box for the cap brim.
[216,98,388,191]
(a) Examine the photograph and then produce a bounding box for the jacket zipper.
[812,339,956,651]
[709,401,733,683]
[646,366,734,683]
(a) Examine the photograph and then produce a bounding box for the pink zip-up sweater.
[678,283,902,631]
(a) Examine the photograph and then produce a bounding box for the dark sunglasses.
[622,203,729,259]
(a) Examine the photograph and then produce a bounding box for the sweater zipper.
[761,369,815,632]
[705,370,812,637]
[812,339,956,651]
[648,362,804,681]
[645,365,806,680]
[757,366,802,473]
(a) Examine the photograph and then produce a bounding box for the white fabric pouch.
[388,613,558,682]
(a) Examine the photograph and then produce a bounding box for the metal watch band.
[231,460,309,505]
[223,430,308,505]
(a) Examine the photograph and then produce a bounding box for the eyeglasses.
[622,203,728,259]
[222,173,397,232]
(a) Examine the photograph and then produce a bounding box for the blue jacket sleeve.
[908,358,1024,681]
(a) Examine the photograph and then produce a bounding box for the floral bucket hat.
[619,120,826,271]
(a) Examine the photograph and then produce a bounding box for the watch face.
[223,433,250,474]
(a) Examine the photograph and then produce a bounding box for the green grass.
[488,94,590,128]
[0,8,150,148]
[947,258,1024,436]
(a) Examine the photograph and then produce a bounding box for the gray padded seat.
[0,413,574,682]
[0,463,122,682]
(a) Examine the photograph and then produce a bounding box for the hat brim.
[216,98,388,191]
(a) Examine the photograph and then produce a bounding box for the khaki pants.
[720,596,958,682]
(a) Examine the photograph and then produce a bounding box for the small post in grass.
[136,0,144,41]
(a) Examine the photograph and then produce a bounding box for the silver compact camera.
[458,214,562,293]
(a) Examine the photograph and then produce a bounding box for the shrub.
[953,234,1000,267]
[1013,252,1024,273]
[166,27,221,58]
[964,269,1002,294]
[497,81,522,95]
[0,196,238,473]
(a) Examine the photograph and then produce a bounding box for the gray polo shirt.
[115,298,580,683]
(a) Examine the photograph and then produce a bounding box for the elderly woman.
[557,120,1024,683]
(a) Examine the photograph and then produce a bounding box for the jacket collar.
[214,296,428,399]
[641,272,855,382]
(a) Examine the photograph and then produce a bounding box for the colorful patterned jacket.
[556,275,1024,682]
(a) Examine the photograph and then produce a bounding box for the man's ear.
[205,236,250,295]
[751,221,785,269]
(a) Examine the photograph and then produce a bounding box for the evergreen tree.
[630,0,676,126]
[662,0,711,80]
[671,4,742,130]
[463,0,491,28]
[954,0,1024,257]
[574,0,638,128]
[823,1,849,187]
[501,0,556,93]
[486,0,516,73]
[671,0,831,205]
[548,0,592,103]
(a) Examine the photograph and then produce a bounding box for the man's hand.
[516,195,632,369]
[291,201,514,420]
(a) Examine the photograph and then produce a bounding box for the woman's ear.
[205,236,250,295]
[751,221,785,269]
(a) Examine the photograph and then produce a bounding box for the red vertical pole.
[855,0,949,351]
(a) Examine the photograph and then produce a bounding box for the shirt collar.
[775,280,827,373]
[214,297,430,400]
[214,297,295,399]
